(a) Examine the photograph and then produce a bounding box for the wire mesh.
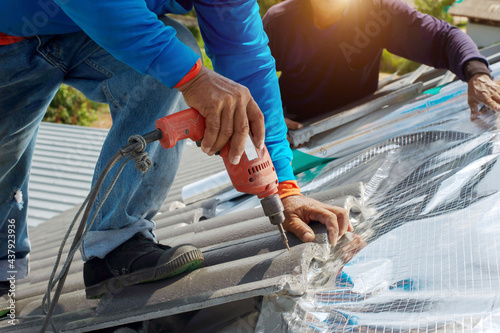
[257,65,500,332]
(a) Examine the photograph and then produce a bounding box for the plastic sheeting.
[256,64,500,332]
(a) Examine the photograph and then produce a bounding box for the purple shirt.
[263,0,489,122]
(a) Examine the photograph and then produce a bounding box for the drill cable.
[39,134,155,333]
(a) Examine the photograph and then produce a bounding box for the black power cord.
[39,129,162,333]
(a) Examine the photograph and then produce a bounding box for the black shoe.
[84,233,203,299]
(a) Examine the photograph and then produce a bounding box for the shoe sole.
[85,248,203,299]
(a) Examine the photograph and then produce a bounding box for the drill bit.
[278,223,290,251]
[261,194,290,251]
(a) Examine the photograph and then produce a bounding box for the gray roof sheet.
[3,161,364,332]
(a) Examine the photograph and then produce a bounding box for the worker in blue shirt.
[0,0,352,301]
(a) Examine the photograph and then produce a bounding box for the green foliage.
[44,85,99,126]
[187,25,214,70]
[257,0,281,17]
[415,0,456,24]
[380,49,421,75]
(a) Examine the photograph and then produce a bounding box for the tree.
[44,85,99,126]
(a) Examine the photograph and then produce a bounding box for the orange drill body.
[155,108,279,199]
[155,108,290,250]
[218,139,279,199]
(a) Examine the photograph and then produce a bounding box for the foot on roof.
[84,232,203,299]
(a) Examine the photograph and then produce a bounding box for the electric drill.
[155,108,290,251]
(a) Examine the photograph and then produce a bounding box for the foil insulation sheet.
[255,64,500,332]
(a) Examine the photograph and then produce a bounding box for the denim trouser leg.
[0,38,65,279]
[0,16,201,276]
[75,17,200,260]
[74,64,188,260]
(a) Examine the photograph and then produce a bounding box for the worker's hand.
[468,74,500,120]
[285,118,303,130]
[178,65,265,165]
[285,118,307,148]
[281,195,353,247]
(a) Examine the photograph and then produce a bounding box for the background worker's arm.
[379,0,500,115]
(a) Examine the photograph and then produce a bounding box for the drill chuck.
[260,194,285,225]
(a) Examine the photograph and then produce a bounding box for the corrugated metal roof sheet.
[28,123,108,227]
[448,0,500,22]
[28,123,227,227]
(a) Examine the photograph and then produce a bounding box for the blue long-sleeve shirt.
[0,0,294,182]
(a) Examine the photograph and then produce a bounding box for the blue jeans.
[0,16,201,280]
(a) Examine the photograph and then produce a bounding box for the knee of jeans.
[158,15,202,58]
[9,188,24,210]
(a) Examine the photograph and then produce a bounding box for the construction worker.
[263,0,500,131]
[0,0,352,303]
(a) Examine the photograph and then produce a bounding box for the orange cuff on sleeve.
[174,58,202,88]
[277,180,302,199]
